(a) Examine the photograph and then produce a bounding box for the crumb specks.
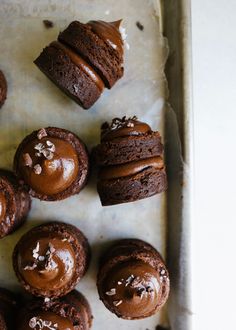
[43,20,54,29]
[136,21,144,31]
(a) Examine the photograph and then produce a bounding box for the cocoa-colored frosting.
[51,41,105,92]
[88,20,124,55]
[18,137,79,195]
[101,117,151,141]
[99,156,164,180]
[17,234,76,291]
[0,192,6,223]
[102,260,160,318]
[19,311,74,330]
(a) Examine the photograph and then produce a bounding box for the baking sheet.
[0,1,185,329]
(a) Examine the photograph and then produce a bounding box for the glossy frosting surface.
[101,117,151,141]
[99,156,164,180]
[88,20,124,55]
[17,234,76,291]
[102,260,160,318]
[0,192,7,223]
[18,137,79,195]
[19,311,74,330]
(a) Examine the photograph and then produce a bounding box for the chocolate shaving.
[136,21,144,31]
[43,20,54,29]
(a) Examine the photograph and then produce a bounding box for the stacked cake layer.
[35,20,124,109]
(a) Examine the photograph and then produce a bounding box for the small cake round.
[0,287,18,329]
[0,170,31,239]
[13,222,90,298]
[17,290,92,330]
[93,116,167,205]
[34,19,124,109]
[97,239,170,320]
[0,70,7,108]
[13,127,89,201]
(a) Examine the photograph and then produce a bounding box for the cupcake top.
[97,239,170,319]
[14,127,89,201]
[17,290,92,330]
[18,131,79,196]
[13,222,90,298]
[101,260,161,318]
[19,311,74,330]
[101,116,152,141]
[16,233,76,292]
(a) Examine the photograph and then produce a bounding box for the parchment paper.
[0,1,171,329]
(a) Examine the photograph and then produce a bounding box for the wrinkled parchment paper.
[0,1,172,329]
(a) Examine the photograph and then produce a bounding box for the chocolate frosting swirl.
[99,156,164,180]
[101,117,151,141]
[19,311,74,330]
[17,234,76,291]
[88,20,124,55]
[18,137,79,196]
[102,260,160,319]
[0,192,6,223]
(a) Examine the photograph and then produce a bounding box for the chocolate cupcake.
[17,290,92,330]
[13,222,90,298]
[97,239,170,320]
[13,127,89,201]
[0,70,7,108]
[0,287,18,329]
[0,170,31,238]
[93,116,167,205]
[34,19,124,109]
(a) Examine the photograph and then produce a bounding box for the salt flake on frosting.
[29,316,58,330]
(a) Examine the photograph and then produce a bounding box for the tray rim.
[161,0,193,329]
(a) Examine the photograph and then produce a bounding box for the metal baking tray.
[0,0,192,329]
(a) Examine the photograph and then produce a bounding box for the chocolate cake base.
[0,170,31,238]
[13,127,89,201]
[98,167,167,206]
[13,222,90,298]
[94,132,163,166]
[34,44,102,109]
